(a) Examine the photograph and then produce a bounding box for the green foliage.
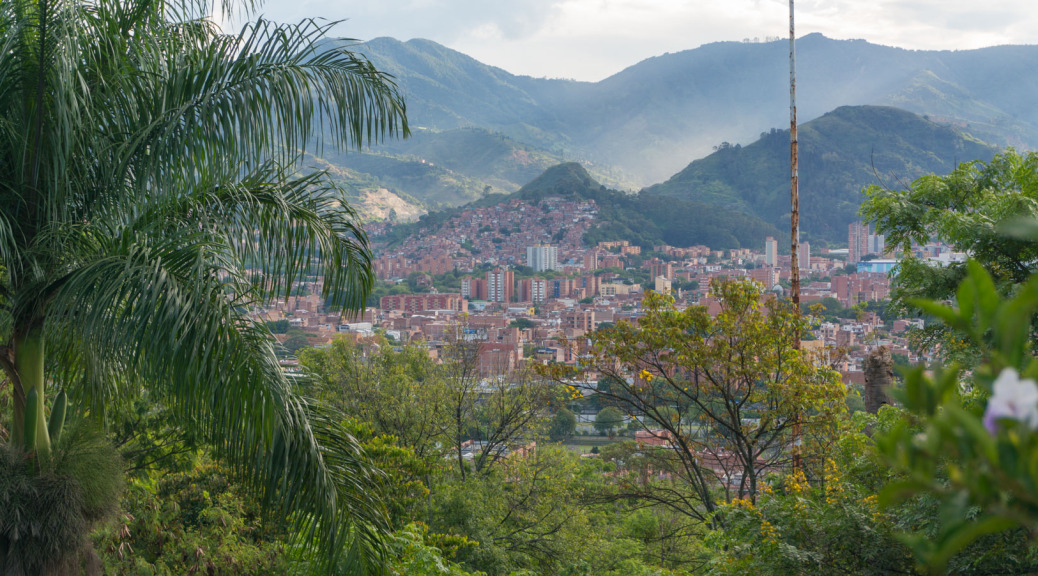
[0,421,124,574]
[860,149,1038,362]
[430,446,603,576]
[301,339,451,461]
[282,332,313,355]
[265,319,290,334]
[706,412,914,575]
[335,418,437,529]
[555,278,846,522]
[94,459,292,576]
[387,523,483,576]
[0,0,407,568]
[594,407,624,435]
[875,261,1038,573]
[509,318,535,330]
[549,409,577,441]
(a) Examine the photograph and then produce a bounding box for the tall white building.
[764,237,778,267]
[867,233,885,256]
[486,268,514,302]
[527,244,558,272]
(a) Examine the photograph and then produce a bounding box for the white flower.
[983,368,1038,433]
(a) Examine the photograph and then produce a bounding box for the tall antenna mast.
[789,0,801,347]
[789,0,804,475]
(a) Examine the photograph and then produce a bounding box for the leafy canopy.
[0,0,407,569]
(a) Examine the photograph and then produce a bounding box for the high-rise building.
[486,268,515,302]
[518,278,547,303]
[848,222,869,264]
[749,267,778,289]
[764,237,779,267]
[644,257,674,280]
[867,232,885,256]
[461,277,486,300]
[527,245,558,272]
[798,241,811,269]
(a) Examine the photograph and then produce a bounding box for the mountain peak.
[644,105,998,242]
[518,163,601,199]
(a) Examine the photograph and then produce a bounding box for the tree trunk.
[864,346,893,414]
[456,409,466,480]
[13,328,50,455]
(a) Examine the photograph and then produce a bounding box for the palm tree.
[0,0,406,571]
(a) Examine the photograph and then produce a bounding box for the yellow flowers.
[785,468,808,494]
[638,369,654,382]
[823,458,843,504]
[730,497,756,510]
[862,494,882,522]
[759,519,779,545]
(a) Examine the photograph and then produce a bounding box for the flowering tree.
[877,261,1038,571]
[546,278,845,525]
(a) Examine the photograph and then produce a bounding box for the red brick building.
[380,293,467,313]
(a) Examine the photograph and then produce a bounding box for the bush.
[0,421,123,575]
[94,458,292,575]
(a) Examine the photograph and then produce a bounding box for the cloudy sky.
[246,0,1038,81]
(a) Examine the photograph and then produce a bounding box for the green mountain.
[347,35,1038,184]
[392,163,780,250]
[517,164,781,249]
[643,105,999,243]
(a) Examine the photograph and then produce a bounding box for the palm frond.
[0,0,406,569]
[44,225,387,567]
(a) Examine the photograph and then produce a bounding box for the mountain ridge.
[347,34,1037,184]
[644,105,999,242]
[387,162,781,251]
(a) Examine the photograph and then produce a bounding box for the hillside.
[346,35,1038,184]
[317,128,635,212]
[392,163,780,250]
[643,105,998,243]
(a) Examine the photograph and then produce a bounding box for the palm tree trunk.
[13,328,50,455]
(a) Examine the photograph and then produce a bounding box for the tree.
[707,419,915,576]
[438,329,553,479]
[0,0,406,571]
[430,446,597,575]
[860,149,1038,360]
[548,279,844,527]
[508,318,535,330]
[595,407,624,436]
[282,332,312,356]
[300,339,451,463]
[549,408,577,441]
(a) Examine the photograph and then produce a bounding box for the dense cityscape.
[262,193,962,386]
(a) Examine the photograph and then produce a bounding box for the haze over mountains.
[315,34,1034,245]
[646,105,997,243]
[346,34,1036,183]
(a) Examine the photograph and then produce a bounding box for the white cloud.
[245,0,1038,80]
